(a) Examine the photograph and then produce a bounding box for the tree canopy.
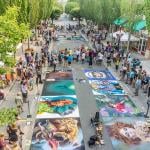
[51,2,63,24]
[0,0,61,67]
[65,0,147,30]
[0,6,30,62]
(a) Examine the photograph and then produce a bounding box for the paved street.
[1,17,150,150]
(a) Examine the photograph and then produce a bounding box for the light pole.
[145,87,150,118]
[144,99,150,118]
[26,98,32,125]
[116,29,124,49]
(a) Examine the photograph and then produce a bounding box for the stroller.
[90,112,99,127]
[131,58,141,67]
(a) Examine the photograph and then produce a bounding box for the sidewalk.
[0,35,51,150]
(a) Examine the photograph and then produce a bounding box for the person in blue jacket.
[67,54,73,66]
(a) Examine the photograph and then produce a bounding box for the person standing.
[135,77,141,96]
[129,69,135,85]
[36,66,42,85]
[81,52,86,64]
[107,52,111,67]
[89,50,93,67]
[115,59,120,72]
[0,133,11,150]
[63,53,68,68]
[58,52,62,65]
[67,54,73,66]
[53,59,58,72]
[15,92,23,114]
[76,49,80,62]
[21,81,28,103]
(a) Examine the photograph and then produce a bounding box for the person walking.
[15,92,23,114]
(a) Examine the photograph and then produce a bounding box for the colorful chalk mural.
[42,80,76,96]
[84,68,147,150]
[103,117,150,150]
[84,69,116,80]
[95,95,144,117]
[37,95,79,118]
[31,70,85,149]
[89,80,124,95]
[30,118,85,150]
[46,70,73,80]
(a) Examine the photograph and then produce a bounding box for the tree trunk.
[127,32,131,52]
[28,38,30,49]
[21,40,23,53]
[14,51,16,60]
[78,17,81,27]
[98,24,102,30]
[111,24,114,42]
[35,26,37,40]
[52,18,54,25]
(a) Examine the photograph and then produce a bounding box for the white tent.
[113,31,139,42]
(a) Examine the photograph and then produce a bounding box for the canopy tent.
[113,18,127,26]
[123,20,146,31]
[133,20,146,31]
[113,31,139,42]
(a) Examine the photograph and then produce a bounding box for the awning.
[133,20,146,31]
[113,18,127,26]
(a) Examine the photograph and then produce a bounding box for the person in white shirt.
[76,49,80,62]
[81,52,86,64]
[97,52,103,65]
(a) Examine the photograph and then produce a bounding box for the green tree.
[0,6,30,63]
[79,0,121,28]
[121,0,143,51]
[65,1,79,14]
[70,7,81,25]
[144,0,150,58]
[51,3,63,24]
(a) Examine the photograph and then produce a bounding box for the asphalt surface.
[51,30,113,149]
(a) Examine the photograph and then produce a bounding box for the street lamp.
[26,100,32,125]
[145,87,150,118]
[116,29,124,48]
[144,99,150,118]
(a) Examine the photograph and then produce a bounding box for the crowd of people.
[0,21,60,150]
[1,20,150,149]
[82,27,150,97]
